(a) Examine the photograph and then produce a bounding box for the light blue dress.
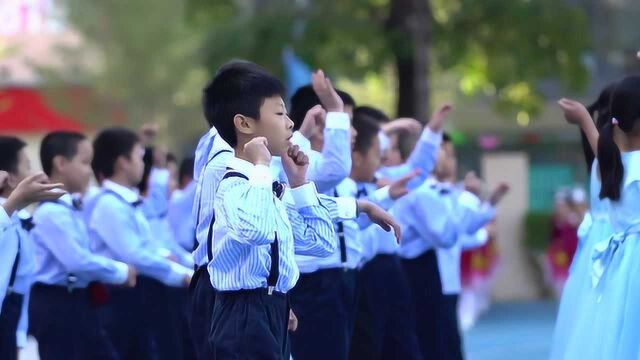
[550,160,612,359]
[553,151,640,359]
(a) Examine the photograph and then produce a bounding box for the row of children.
[551,75,640,359]
[0,59,509,360]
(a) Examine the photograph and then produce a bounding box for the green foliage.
[524,211,553,251]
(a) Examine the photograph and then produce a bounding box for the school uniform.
[189,127,233,360]
[396,179,496,360]
[87,180,194,360]
[289,177,390,360]
[0,206,14,310]
[29,193,129,360]
[169,180,197,252]
[271,112,352,193]
[349,182,422,360]
[208,156,336,359]
[0,201,35,360]
[435,187,492,360]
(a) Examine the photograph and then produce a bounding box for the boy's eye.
[276,112,285,116]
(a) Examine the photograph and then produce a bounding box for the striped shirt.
[208,156,337,293]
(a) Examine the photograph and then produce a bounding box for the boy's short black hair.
[354,106,389,123]
[40,131,86,176]
[92,127,140,179]
[352,112,381,154]
[138,146,155,194]
[179,156,195,188]
[289,85,356,131]
[202,60,285,148]
[0,136,27,174]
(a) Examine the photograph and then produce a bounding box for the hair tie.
[612,117,619,126]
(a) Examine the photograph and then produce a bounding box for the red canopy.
[0,87,85,133]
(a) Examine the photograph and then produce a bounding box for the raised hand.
[298,104,326,139]
[489,182,510,206]
[281,145,309,188]
[558,98,592,126]
[381,118,422,135]
[311,70,343,113]
[244,137,271,166]
[139,122,160,146]
[357,200,402,243]
[389,170,420,200]
[3,173,65,216]
[427,104,453,132]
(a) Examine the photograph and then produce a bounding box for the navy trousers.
[29,283,118,360]
[289,268,358,360]
[0,292,23,360]
[188,265,216,360]
[350,254,423,360]
[209,288,289,360]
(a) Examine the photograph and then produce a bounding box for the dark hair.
[138,146,155,194]
[442,132,452,143]
[166,152,177,165]
[352,112,381,154]
[354,106,389,123]
[179,156,195,188]
[289,85,356,131]
[92,127,140,179]
[40,131,86,176]
[598,75,640,200]
[0,136,27,174]
[202,60,285,148]
[583,83,616,173]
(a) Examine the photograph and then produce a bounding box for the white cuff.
[458,191,482,208]
[150,168,170,185]
[370,186,394,210]
[168,262,193,287]
[325,112,350,130]
[479,203,497,220]
[292,131,312,153]
[111,261,130,285]
[335,197,358,220]
[249,165,273,188]
[289,182,320,208]
[421,127,442,146]
[157,247,173,258]
[16,331,27,348]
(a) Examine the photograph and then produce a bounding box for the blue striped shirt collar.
[226,156,256,175]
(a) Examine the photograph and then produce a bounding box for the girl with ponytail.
[553,76,640,359]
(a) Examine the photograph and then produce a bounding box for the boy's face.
[116,143,145,187]
[57,139,93,194]
[434,142,457,180]
[383,133,404,167]
[5,148,32,193]
[253,96,294,155]
[352,135,381,181]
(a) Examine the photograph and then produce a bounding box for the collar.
[226,156,256,175]
[103,180,140,203]
[0,197,31,220]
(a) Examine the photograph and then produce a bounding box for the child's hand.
[139,122,160,146]
[3,173,65,215]
[288,310,299,332]
[389,170,420,200]
[281,145,309,188]
[299,104,326,139]
[489,182,510,206]
[427,104,453,132]
[312,70,344,113]
[464,171,482,196]
[381,118,422,135]
[558,98,592,126]
[244,137,271,166]
[357,200,402,243]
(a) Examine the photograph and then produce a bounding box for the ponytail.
[597,122,623,200]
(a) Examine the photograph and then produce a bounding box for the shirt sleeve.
[305,112,352,193]
[90,196,191,287]
[142,168,171,219]
[34,206,129,285]
[16,288,29,348]
[316,194,358,221]
[284,183,337,257]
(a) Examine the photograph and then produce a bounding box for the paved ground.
[21,301,558,360]
[465,301,557,360]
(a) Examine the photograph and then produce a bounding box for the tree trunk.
[387,0,432,123]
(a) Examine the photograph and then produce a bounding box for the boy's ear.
[351,151,363,168]
[52,155,66,173]
[234,114,256,136]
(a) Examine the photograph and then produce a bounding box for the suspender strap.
[267,232,280,295]
[333,189,348,268]
[8,229,21,294]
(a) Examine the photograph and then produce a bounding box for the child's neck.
[234,145,252,164]
[350,169,374,183]
[108,173,134,189]
[49,173,75,194]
